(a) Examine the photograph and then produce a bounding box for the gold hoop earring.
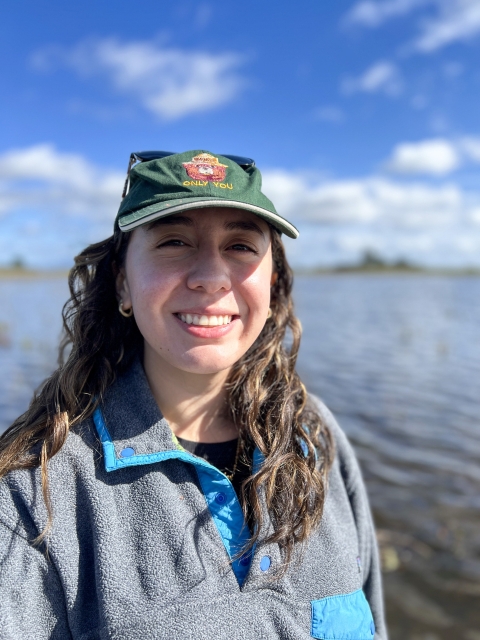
[267,308,272,319]
[119,301,133,318]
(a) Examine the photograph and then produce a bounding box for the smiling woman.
[118,209,273,381]
[0,151,387,640]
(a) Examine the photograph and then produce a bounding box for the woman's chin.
[145,344,239,377]
[173,352,237,376]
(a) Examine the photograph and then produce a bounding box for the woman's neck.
[143,347,238,443]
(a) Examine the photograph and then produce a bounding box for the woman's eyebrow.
[146,216,194,231]
[224,220,265,237]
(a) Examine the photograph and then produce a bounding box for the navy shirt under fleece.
[0,359,388,640]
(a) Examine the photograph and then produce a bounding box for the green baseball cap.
[116,150,299,239]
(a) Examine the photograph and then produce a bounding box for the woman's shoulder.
[0,417,99,534]
[308,393,366,492]
[308,393,352,450]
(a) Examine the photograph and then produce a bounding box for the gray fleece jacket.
[0,360,387,640]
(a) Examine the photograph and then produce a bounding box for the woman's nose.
[186,248,231,293]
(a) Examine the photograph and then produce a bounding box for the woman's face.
[116,207,274,376]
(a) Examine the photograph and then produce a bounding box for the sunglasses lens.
[133,151,255,168]
[220,154,255,168]
[133,150,176,162]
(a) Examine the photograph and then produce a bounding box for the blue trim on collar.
[92,406,258,586]
[252,446,265,474]
[93,407,194,471]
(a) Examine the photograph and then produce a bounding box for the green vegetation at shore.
[295,250,480,276]
[0,259,68,279]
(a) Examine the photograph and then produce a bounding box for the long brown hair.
[0,224,334,566]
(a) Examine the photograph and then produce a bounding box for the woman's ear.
[115,267,132,308]
[270,272,278,287]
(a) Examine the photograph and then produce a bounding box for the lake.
[1,273,479,640]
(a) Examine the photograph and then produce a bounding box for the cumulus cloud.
[341,61,403,96]
[345,0,430,27]
[264,134,480,266]
[262,171,466,228]
[31,38,246,120]
[385,138,461,175]
[384,137,480,175]
[414,0,480,52]
[344,0,480,53]
[262,169,480,267]
[0,144,123,221]
[0,144,127,267]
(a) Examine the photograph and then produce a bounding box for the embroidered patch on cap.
[182,153,228,182]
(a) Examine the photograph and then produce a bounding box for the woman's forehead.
[144,207,271,236]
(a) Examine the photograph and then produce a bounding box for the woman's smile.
[175,313,234,327]
[173,310,240,338]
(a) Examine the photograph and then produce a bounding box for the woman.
[0,151,387,639]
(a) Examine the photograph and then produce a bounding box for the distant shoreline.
[294,266,480,276]
[0,268,69,279]
[1,265,479,279]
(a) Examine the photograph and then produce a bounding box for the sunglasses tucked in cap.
[115,150,299,239]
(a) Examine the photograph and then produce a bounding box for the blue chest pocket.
[311,589,375,640]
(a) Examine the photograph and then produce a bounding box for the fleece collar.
[95,358,183,470]
[93,358,264,474]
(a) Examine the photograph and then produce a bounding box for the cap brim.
[117,197,299,239]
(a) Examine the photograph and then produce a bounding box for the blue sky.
[1,0,480,268]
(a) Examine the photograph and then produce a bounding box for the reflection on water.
[0,274,479,639]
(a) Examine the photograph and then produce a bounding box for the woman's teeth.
[178,314,232,326]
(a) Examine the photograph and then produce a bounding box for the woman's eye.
[157,239,186,248]
[229,243,257,253]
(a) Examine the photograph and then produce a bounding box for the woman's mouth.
[175,313,233,327]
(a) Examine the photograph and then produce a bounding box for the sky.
[1,0,480,269]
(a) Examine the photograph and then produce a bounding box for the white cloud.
[344,0,480,53]
[31,38,246,120]
[414,0,480,52]
[264,171,378,223]
[263,171,465,228]
[0,144,97,188]
[342,61,403,96]
[345,0,429,27]
[384,137,480,175]
[0,144,123,221]
[385,138,461,175]
[263,169,480,268]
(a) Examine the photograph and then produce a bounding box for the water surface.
[294,274,480,640]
